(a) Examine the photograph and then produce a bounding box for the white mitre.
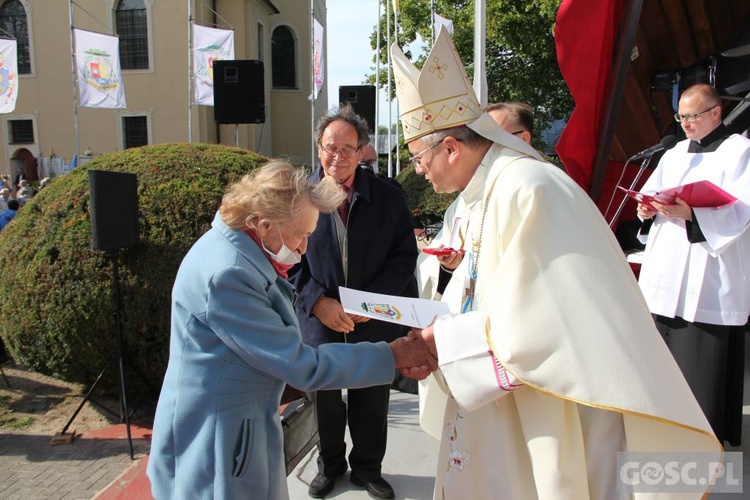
[391,27,483,143]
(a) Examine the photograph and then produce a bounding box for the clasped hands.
[637,197,692,221]
[390,325,439,381]
[313,296,440,381]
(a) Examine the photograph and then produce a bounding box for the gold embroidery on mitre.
[391,26,482,142]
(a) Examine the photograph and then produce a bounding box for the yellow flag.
[391,0,399,13]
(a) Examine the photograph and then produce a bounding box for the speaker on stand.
[214,60,266,148]
[58,170,139,459]
[339,85,376,133]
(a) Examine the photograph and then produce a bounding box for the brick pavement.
[0,431,149,500]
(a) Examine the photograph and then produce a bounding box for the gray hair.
[315,103,370,148]
[220,160,345,230]
[420,125,492,149]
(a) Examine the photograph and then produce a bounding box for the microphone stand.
[607,154,653,229]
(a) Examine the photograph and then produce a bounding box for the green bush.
[0,143,267,398]
[395,164,457,227]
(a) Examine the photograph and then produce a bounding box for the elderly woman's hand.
[389,332,438,377]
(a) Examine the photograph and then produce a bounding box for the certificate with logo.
[339,286,450,329]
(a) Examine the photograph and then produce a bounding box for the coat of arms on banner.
[0,39,18,113]
[192,25,234,106]
[0,55,14,98]
[195,44,229,81]
[81,48,119,91]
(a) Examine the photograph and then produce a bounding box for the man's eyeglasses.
[407,139,445,168]
[674,106,718,123]
[319,144,360,158]
[510,130,526,136]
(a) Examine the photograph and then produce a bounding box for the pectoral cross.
[465,279,475,303]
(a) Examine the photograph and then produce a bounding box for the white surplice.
[417,115,721,499]
[637,135,750,325]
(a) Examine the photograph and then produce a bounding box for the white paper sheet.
[339,286,450,328]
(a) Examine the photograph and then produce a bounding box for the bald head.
[360,144,378,171]
[485,102,534,145]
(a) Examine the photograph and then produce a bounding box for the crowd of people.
[145,28,745,500]
[0,170,51,232]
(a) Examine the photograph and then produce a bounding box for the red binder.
[618,180,737,210]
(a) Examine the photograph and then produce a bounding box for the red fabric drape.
[554,0,624,192]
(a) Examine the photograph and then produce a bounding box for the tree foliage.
[367,0,572,149]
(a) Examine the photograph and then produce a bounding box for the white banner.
[310,19,324,101]
[0,39,18,113]
[192,24,234,106]
[74,29,126,109]
[434,13,454,36]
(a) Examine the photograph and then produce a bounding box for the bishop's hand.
[389,332,438,381]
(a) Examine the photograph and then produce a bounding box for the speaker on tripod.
[58,170,139,458]
[339,85,376,133]
[213,60,266,124]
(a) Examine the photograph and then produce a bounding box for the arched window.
[0,0,30,74]
[272,26,296,89]
[116,0,149,70]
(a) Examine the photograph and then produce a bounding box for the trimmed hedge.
[0,143,267,397]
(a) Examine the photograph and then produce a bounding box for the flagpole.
[375,0,381,163]
[473,0,488,107]
[386,0,392,178]
[310,0,315,169]
[431,0,436,44]
[68,1,80,164]
[187,0,193,143]
[393,3,400,176]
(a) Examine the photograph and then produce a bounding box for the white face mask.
[261,227,301,265]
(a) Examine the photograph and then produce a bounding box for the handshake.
[388,327,438,381]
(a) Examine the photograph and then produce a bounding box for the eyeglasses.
[510,130,525,136]
[407,139,445,168]
[674,106,718,123]
[319,143,360,158]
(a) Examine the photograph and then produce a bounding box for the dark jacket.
[289,166,418,347]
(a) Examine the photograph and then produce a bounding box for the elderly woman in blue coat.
[147,160,433,499]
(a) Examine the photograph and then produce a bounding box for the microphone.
[629,135,678,161]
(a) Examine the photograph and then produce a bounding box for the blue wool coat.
[147,213,396,500]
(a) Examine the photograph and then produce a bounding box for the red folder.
[618,180,737,210]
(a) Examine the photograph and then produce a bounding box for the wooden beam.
[589,0,644,201]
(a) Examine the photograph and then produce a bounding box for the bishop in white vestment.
[394,29,722,500]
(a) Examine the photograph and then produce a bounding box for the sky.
[325,0,398,127]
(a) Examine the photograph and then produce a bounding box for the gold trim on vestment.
[483,317,723,447]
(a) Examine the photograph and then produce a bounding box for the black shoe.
[350,472,395,499]
[308,468,346,498]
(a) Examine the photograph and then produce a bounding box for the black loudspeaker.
[88,170,139,251]
[214,60,266,124]
[339,85,376,132]
[716,55,750,96]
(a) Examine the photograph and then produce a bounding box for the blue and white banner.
[74,29,126,109]
[192,24,234,106]
[0,38,18,113]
